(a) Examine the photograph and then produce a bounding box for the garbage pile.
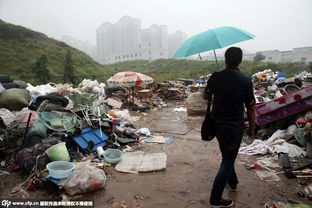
[183,68,312,202]
[252,69,312,104]
[0,74,171,198]
[152,78,210,107]
[239,69,312,203]
[154,81,188,100]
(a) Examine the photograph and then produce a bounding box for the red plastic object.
[244,162,261,170]
[10,164,21,172]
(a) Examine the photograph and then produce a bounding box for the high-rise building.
[96,16,187,64]
[168,31,187,58]
[141,24,168,61]
[96,16,141,64]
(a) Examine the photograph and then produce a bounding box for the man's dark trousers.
[210,130,243,203]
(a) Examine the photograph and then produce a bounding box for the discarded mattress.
[115,151,167,173]
[255,85,312,126]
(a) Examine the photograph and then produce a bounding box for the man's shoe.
[226,183,237,192]
[210,199,234,207]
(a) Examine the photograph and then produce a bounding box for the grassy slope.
[107,59,219,81]
[0,20,113,83]
[108,59,309,82]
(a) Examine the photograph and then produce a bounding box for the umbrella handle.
[213,50,220,71]
[198,53,202,61]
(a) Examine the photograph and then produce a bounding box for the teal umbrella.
[173,26,255,70]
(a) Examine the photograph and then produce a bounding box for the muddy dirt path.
[87,103,302,208]
[0,103,308,208]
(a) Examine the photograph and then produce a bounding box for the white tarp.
[270,139,306,158]
[239,129,306,157]
[256,156,280,169]
[239,139,272,155]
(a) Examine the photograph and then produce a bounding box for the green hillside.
[108,59,219,81]
[0,19,113,84]
[108,59,310,82]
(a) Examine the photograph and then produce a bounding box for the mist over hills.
[60,35,97,61]
[0,19,113,82]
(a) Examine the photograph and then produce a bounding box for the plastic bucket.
[284,84,300,94]
[45,142,70,161]
[46,161,75,179]
[294,128,306,147]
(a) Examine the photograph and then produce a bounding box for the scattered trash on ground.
[0,69,311,204]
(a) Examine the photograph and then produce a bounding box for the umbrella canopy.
[174,26,255,58]
[107,71,154,87]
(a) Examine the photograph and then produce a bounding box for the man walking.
[204,47,256,207]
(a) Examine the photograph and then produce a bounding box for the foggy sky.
[0,0,311,53]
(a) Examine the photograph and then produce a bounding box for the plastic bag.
[0,88,30,111]
[185,92,207,115]
[0,83,5,94]
[137,128,151,136]
[0,108,15,127]
[26,83,57,98]
[64,96,74,109]
[256,170,280,182]
[63,162,106,196]
[39,111,81,133]
[18,110,39,128]
[111,109,131,122]
[78,79,102,94]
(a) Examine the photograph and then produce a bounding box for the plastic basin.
[46,161,75,179]
[103,149,123,164]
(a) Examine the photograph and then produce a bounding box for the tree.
[253,52,266,62]
[31,55,50,84]
[64,50,76,84]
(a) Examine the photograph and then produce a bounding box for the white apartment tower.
[96,16,186,64]
[97,16,141,64]
[141,24,168,61]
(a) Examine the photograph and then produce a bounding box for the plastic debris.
[136,128,151,136]
[62,162,107,196]
[144,136,173,144]
[256,170,280,182]
[243,162,261,170]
